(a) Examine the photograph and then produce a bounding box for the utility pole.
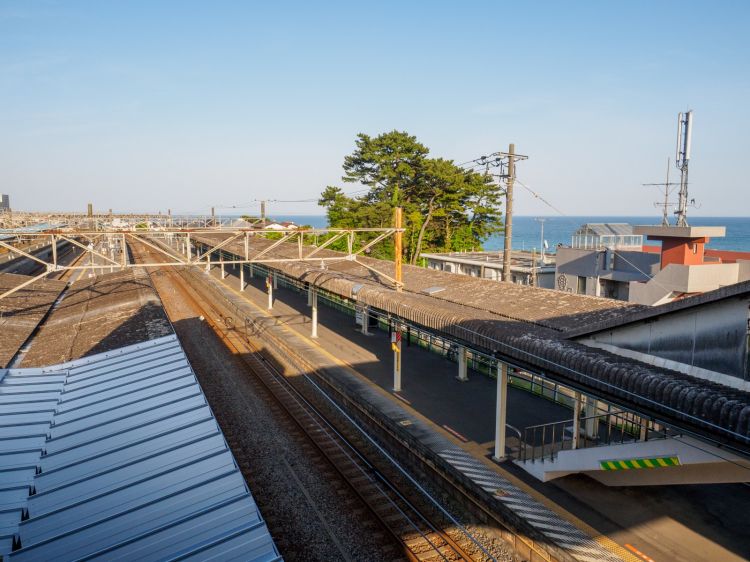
[462,147,527,282]
[394,207,403,291]
[502,144,515,282]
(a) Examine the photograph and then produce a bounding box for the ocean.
[270,215,750,253]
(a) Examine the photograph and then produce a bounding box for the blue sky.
[1,1,748,217]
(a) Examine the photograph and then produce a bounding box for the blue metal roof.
[0,335,282,561]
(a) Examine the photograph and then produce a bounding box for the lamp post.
[535,218,546,266]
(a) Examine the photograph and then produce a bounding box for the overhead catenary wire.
[515,178,677,293]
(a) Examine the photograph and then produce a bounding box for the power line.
[514,178,673,290]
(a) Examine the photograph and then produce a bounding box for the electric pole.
[502,144,515,282]
[460,146,528,283]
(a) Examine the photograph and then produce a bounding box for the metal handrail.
[518,410,673,463]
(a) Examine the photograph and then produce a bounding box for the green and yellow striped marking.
[600,456,680,471]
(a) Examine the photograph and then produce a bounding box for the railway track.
[129,240,496,562]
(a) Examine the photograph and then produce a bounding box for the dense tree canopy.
[319,131,504,263]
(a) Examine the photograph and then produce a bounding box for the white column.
[571,392,581,449]
[311,288,318,338]
[307,284,313,307]
[249,263,254,278]
[584,396,597,438]
[494,362,508,461]
[361,306,370,335]
[392,329,402,392]
[267,276,273,309]
[456,346,468,382]
[220,258,225,279]
[240,266,245,291]
[273,271,278,289]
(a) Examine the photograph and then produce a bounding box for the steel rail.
[130,241,485,562]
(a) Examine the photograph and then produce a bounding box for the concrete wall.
[556,247,658,280]
[556,247,601,278]
[629,262,743,305]
[579,295,750,387]
[555,247,658,300]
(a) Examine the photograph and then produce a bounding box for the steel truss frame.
[0,227,404,300]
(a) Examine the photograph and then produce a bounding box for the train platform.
[199,263,635,562]
[201,261,750,562]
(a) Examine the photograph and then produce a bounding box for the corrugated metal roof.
[0,335,282,561]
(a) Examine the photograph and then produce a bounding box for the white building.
[422,250,556,288]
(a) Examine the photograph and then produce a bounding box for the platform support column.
[494,362,509,461]
[311,287,318,338]
[361,306,370,335]
[392,327,402,392]
[240,266,245,291]
[307,283,313,306]
[249,263,254,278]
[456,345,468,382]
[572,392,582,450]
[267,276,273,310]
[220,254,226,279]
[584,396,597,439]
[273,271,278,289]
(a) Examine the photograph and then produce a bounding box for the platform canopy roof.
[0,334,281,561]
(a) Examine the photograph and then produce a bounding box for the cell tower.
[674,110,693,227]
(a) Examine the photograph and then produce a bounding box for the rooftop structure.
[422,250,556,288]
[571,223,643,250]
[633,225,726,269]
[556,222,749,306]
[0,335,280,560]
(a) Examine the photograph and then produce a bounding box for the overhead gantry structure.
[0,224,406,301]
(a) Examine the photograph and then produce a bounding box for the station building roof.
[20,268,172,367]
[0,273,67,368]
[0,334,281,561]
